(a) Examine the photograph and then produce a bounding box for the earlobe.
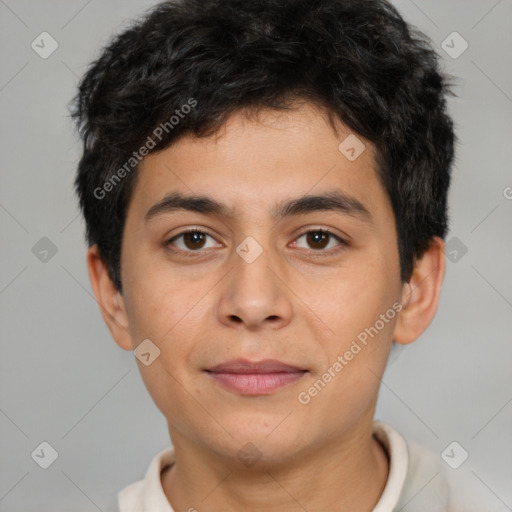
[393,237,446,346]
[86,245,133,351]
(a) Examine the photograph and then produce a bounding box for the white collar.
[372,420,409,511]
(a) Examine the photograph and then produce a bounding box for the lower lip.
[206,371,306,395]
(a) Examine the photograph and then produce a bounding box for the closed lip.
[205,358,306,374]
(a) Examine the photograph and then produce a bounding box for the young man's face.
[106,102,410,463]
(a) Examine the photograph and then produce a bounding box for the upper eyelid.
[167,228,218,243]
[296,228,346,241]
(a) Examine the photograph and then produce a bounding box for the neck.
[161,420,389,512]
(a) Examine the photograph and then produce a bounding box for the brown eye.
[166,230,219,253]
[294,230,347,253]
[306,231,330,249]
[182,231,207,250]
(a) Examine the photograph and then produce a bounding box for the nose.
[216,242,293,331]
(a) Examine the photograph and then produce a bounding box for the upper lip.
[206,358,306,374]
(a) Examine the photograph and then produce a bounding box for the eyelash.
[165,228,348,258]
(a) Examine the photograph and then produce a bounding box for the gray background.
[1,0,511,510]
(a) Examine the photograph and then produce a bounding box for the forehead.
[127,103,393,229]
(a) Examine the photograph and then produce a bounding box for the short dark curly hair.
[72,0,455,293]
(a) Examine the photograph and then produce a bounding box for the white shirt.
[117,421,484,511]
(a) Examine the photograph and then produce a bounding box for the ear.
[393,236,446,345]
[86,244,133,351]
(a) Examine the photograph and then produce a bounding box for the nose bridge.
[216,234,293,329]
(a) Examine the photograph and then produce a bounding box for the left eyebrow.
[144,190,372,224]
[275,191,372,223]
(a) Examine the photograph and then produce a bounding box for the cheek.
[310,252,399,380]
[321,262,386,326]
[298,290,396,432]
[137,356,204,436]
[123,252,200,339]
[126,285,206,424]
[123,254,212,371]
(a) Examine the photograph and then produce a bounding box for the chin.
[216,424,307,464]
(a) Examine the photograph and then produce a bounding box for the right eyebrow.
[145,193,233,222]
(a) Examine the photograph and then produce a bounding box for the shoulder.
[397,438,451,512]
[382,425,504,512]
[118,479,145,512]
[117,447,176,512]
